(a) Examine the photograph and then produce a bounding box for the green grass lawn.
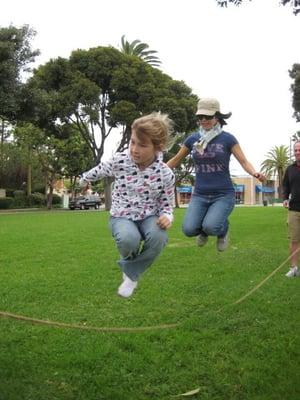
[0,207,299,400]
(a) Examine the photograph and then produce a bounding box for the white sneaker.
[197,234,208,247]
[285,266,300,278]
[118,275,138,297]
[217,232,229,252]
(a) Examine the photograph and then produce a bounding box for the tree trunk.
[104,177,113,211]
[47,187,54,209]
[277,172,283,200]
[27,146,32,196]
[47,173,55,209]
[0,119,4,188]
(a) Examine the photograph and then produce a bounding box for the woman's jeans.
[109,215,168,281]
[182,193,235,239]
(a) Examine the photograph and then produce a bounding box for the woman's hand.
[253,172,265,182]
[232,145,266,182]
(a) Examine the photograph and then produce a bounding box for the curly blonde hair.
[131,112,174,150]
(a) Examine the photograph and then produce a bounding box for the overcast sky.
[2,0,300,174]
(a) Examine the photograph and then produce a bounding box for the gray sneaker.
[197,234,208,247]
[217,232,229,252]
[118,275,138,297]
[285,266,299,278]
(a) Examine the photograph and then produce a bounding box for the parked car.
[69,195,102,210]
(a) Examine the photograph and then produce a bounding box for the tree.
[0,119,10,187]
[292,130,300,140]
[216,0,300,15]
[58,125,94,197]
[23,46,198,208]
[25,47,197,163]
[0,24,40,122]
[13,122,45,196]
[260,145,290,199]
[120,35,161,67]
[0,24,39,187]
[0,134,46,192]
[289,64,300,121]
[12,119,93,206]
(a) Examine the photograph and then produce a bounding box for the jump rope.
[0,248,298,333]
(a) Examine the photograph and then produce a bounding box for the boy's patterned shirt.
[80,151,175,221]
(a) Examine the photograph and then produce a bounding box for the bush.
[11,197,29,208]
[33,185,46,195]
[13,190,26,198]
[5,189,15,197]
[12,190,29,208]
[49,193,62,206]
[28,192,46,206]
[0,197,13,209]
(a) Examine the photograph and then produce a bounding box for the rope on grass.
[0,248,298,333]
[232,247,300,306]
[0,311,180,332]
[215,247,300,313]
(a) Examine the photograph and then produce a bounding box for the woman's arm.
[232,144,265,182]
[167,145,190,169]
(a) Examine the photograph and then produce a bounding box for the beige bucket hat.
[196,98,232,121]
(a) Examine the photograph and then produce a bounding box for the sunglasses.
[197,114,215,121]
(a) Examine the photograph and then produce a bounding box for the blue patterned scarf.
[193,124,222,155]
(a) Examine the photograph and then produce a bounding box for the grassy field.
[0,207,299,400]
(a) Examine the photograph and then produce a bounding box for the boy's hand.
[157,215,172,230]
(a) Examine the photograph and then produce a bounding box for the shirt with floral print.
[80,151,175,222]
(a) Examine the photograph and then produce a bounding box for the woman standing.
[167,98,264,251]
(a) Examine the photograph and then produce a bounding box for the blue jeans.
[109,215,168,281]
[182,193,235,238]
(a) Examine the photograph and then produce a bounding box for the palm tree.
[120,35,161,67]
[260,145,289,199]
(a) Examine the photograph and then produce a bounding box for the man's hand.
[157,215,172,230]
[283,199,289,209]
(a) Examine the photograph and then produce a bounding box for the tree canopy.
[0,24,40,121]
[24,46,198,165]
[289,63,300,121]
[216,0,300,15]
